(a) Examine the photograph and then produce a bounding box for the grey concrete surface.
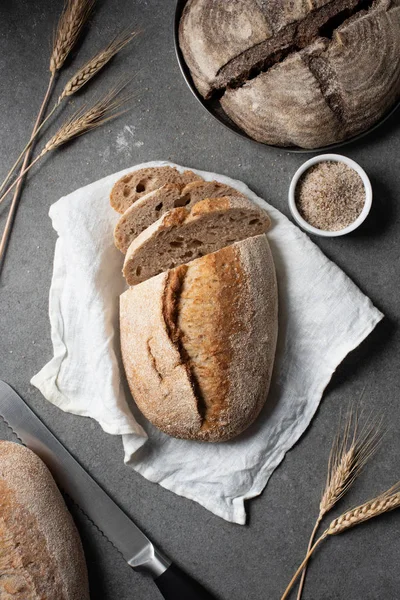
[1,1,399,599]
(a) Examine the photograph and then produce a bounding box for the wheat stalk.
[0,0,94,267]
[0,27,135,208]
[281,483,400,600]
[50,0,95,74]
[296,409,382,600]
[0,84,130,207]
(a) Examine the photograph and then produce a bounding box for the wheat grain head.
[327,483,400,535]
[319,409,383,516]
[59,28,137,100]
[50,0,95,74]
[41,81,131,154]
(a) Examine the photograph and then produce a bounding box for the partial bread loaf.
[120,235,278,442]
[0,441,89,600]
[122,196,271,285]
[114,179,243,253]
[110,166,203,213]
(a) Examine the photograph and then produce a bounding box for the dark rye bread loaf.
[120,235,278,442]
[114,180,244,253]
[179,0,400,148]
[0,442,89,600]
[110,166,203,213]
[122,196,271,286]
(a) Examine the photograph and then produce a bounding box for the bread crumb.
[295,161,365,231]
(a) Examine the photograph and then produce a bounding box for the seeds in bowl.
[295,161,365,232]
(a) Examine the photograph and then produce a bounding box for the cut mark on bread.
[162,267,208,423]
[212,0,378,97]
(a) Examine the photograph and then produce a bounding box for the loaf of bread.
[0,441,89,600]
[179,0,400,148]
[120,235,278,442]
[110,166,203,213]
[122,196,271,285]
[114,180,243,253]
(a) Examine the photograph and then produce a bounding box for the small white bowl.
[288,154,373,237]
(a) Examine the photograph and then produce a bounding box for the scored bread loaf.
[110,166,203,213]
[122,196,271,285]
[0,441,89,600]
[114,179,243,253]
[120,235,278,442]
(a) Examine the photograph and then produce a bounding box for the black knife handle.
[155,563,217,600]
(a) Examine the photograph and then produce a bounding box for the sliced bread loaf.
[120,235,278,442]
[110,166,203,213]
[122,196,271,285]
[114,179,243,253]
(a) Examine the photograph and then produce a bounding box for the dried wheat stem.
[280,534,328,600]
[50,0,95,74]
[0,74,57,265]
[0,94,58,199]
[0,85,130,206]
[295,515,322,600]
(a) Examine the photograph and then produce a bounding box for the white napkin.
[32,161,383,524]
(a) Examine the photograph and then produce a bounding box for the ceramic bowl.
[288,154,373,237]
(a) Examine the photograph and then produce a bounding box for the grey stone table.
[1,1,399,599]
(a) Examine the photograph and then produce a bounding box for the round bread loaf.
[179,0,400,148]
[120,235,278,442]
[0,441,89,600]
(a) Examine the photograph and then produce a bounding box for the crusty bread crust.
[122,196,271,285]
[120,235,278,442]
[114,180,244,253]
[0,442,89,600]
[110,166,202,213]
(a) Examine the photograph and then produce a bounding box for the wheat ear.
[60,28,136,100]
[281,483,400,600]
[0,0,94,196]
[0,84,130,207]
[50,0,95,74]
[0,27,136,204]
[0,0,94,267]
[296,410,382,600]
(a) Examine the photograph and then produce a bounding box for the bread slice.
[0,441,89,600]
[120,235,278,442]
[122,196,271,286]
[114,179,244,253]
[110,166,203,213]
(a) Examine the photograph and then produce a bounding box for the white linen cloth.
[32,161,383,524]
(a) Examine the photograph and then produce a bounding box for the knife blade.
[0,380,216,600]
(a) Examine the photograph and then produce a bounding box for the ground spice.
[295,161,365,231]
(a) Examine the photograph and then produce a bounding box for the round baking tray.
[174,0,400,154]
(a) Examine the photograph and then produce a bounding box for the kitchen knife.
[0,380,216,600]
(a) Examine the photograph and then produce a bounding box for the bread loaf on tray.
[120,235,278,442]
[0,441,89,600]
